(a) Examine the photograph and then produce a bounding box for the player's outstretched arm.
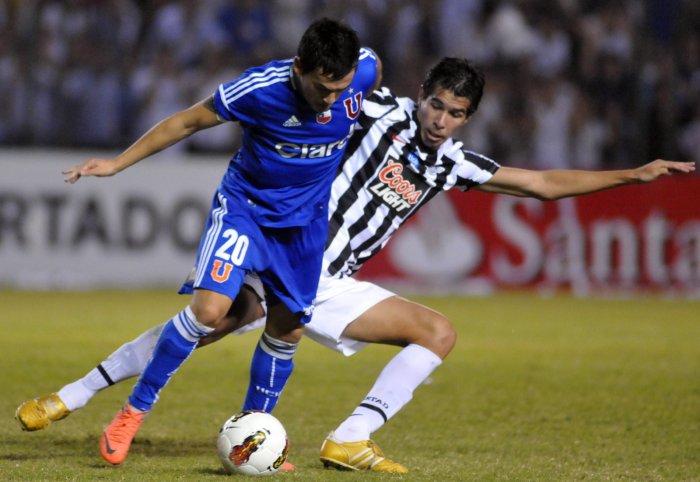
[476,160,695,201]
[62,97,223,184]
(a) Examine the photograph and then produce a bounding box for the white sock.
[57,324,164,411]
[334,344,442,442]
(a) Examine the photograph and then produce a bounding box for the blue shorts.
[179,190,327,324]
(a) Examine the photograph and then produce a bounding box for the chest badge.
[316,110,332,124]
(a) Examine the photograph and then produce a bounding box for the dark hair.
[422,58,485,116]
[297,18,360,80]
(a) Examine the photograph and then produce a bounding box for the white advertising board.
[0,150,224,289]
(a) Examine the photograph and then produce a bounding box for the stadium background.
[1,2,699,480]
[1,0,698,294]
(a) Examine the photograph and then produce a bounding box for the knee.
[420,314,456,359]
[265,321,304,344]
[189,302,229,328]
[265,303,304,342]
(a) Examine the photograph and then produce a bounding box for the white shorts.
[306,275,395,356]
[234,275,395,356]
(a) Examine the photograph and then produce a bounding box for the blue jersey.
[213,48,378,228]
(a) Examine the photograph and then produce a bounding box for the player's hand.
[634,160,695,183]
[62,158,120,184]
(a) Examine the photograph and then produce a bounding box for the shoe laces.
[109,409,143,442]
[366,440,385,457]
[365,441,407,471]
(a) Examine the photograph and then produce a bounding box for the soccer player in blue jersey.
[59,17,381,465]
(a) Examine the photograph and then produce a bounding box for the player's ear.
[292,57,303,77]
[462,100,475,126]
[418,85,425,101]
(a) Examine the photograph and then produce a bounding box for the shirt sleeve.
[357,47,379,97]
[454,149,501,191]
[212,71,260,124]
[362,87,400,119]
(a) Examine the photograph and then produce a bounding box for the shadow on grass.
[3,434,216,460]
[195,467,229,476]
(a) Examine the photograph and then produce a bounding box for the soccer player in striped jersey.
[18,58,693,473]
[56,17,380,466]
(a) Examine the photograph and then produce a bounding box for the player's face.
[416,87,471,150]
[293,58,356,113]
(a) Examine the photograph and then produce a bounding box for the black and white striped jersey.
[322,87,500,279]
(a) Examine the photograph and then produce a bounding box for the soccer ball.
[217,410,289,476]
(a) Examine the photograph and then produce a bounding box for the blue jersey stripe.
[222,64,290,98]
[223,76,289,106]
[359,47,375,60]
[195,193,228,286]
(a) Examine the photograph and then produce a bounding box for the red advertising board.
[357,176,700,294]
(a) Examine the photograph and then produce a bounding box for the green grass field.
[1,290,698,481]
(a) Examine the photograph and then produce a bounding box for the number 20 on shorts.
[211,229,249,283]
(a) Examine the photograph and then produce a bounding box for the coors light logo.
[369,159,424,213]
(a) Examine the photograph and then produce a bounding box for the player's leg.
[100,194,268,465]
[15,285,265,432]
[242,301,304,412]
[100,288,235,464]
[15,323,166,432]
[317,289,455,474]
[126,289,234,411]
[332,296,453,440]
[241,215,324,414]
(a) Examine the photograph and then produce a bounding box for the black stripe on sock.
[96,364,115,386]
[359,403,388,423]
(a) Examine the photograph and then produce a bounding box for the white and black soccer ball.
[217,410,289,476]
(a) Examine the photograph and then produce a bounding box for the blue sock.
[242,332,297,412]
[129,307,212,411]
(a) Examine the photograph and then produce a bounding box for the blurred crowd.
[1,0,699,168]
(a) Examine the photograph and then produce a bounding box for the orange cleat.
[99,405,146,465]
[280,460,296,471]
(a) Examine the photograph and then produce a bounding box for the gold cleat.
[320,432,409,474]
[15,393,71,431]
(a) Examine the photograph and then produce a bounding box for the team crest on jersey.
[316,110,332,124]
[407,152,421,170]
[343,92,362,120]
